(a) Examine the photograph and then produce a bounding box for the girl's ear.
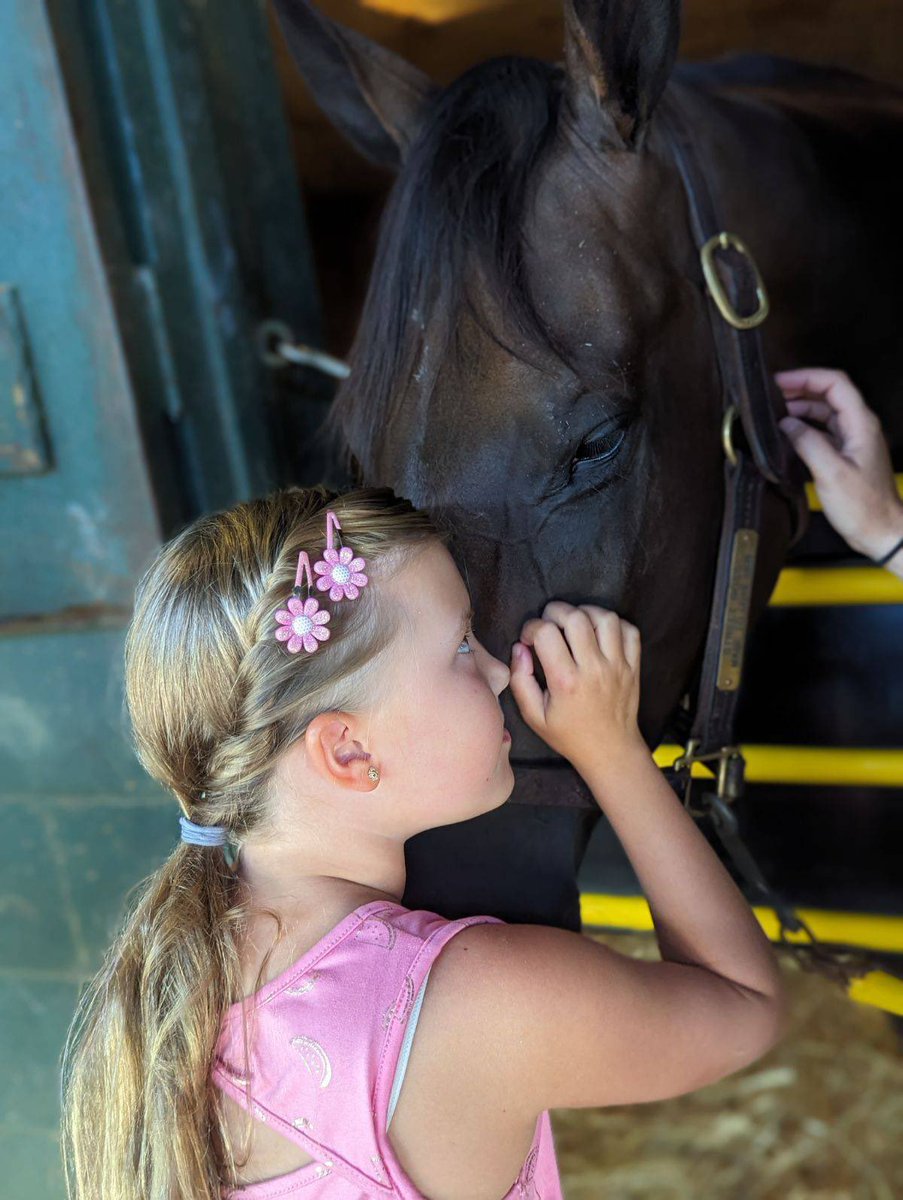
[561,0,681,150]
[271,0,438,172]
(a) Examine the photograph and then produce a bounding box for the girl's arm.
[511,605,786,1009]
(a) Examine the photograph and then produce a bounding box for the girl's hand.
[775,367,903,561]
[508,602,643,775]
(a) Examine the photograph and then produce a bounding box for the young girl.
[60,483,788,1200]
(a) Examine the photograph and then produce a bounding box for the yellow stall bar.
[771,566,903,606]
[580,894,903,1015]
[654,743,903,787]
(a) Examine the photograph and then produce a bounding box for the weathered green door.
[0,4,327,1194]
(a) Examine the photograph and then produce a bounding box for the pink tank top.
[212,899,563,1199]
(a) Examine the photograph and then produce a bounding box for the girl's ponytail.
[60,839,256,1199]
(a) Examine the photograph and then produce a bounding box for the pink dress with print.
[212,899,563,1198]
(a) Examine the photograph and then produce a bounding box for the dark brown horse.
[272,0,903,927]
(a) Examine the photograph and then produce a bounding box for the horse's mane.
[320,55,567,478]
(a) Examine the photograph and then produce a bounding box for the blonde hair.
[60,484,443,1200]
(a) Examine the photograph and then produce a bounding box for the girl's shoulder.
[383,919,544,1199]
[417,919,784,1114]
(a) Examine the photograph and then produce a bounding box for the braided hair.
[60,484,442,1200]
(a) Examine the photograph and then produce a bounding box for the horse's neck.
[662,67,903,436]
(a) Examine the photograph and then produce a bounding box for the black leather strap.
[656,92,808,760]
[656,95,806,516]
[689,451,764,751]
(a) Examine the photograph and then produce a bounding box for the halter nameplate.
[716,528,759,692]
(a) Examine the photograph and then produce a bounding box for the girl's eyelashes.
[457,627,475,655]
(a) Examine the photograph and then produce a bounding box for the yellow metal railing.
[765,474,903,605]
[648,742,903,1013]
[580,893,903,952]
[593,478,903,1010]
[604,476,903,1015]
[580,893,903,1015]
[653,743,903,788]
[771,566,903,606]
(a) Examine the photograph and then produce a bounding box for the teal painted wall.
[0,3,327,1194]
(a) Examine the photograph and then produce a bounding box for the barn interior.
[271,5,903,1193]
[2,3,902,1197]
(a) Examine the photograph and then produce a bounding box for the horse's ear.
[271,0,437,171]
[561,0,681,149]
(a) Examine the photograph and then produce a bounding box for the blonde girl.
[61,482,787,1200]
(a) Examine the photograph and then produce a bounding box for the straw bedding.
[550,930,903,1199]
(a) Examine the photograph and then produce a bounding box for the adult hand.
[775,367,903,564]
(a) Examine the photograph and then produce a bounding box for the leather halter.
[641,93,873,979]
[654,90,809,805]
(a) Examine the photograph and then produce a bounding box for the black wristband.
[873,533,903,567]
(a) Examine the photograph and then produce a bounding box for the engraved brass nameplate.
[716,528,759,691]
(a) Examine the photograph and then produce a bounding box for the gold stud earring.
[367,766,380,782]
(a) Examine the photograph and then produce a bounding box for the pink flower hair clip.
[313,510,369,601]
[273,510,369,655]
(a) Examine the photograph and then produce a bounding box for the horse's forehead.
[433,344,564,429]
[527,142,673,259]
[387,349,562,504]
[376,142,681,487]
[532,139,648,216]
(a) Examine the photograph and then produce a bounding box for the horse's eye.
[573,421,628,468]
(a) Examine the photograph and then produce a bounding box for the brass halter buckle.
[721,404,740,467]
[670,738,746,817]
[700,232,770,330]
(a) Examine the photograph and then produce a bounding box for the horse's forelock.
[325,55,575,475]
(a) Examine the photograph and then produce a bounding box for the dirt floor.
[550,931,903,1200]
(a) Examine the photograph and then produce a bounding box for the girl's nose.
[492,655,511,694]
[475,636,510,692]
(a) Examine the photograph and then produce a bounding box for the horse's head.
[274,0,793,750]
